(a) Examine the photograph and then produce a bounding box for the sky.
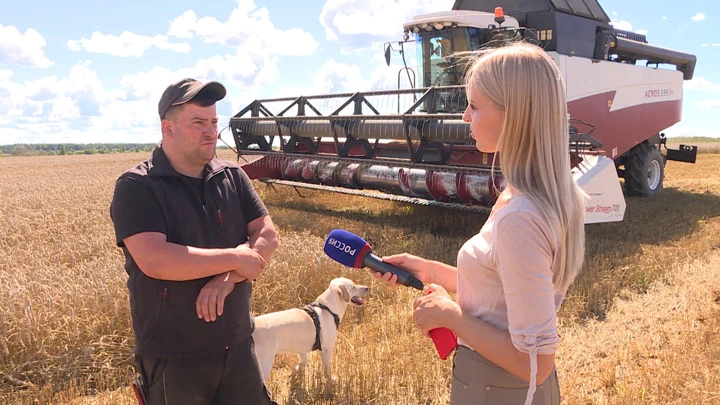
[1,0,718,145]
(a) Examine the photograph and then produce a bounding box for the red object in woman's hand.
[429,327,458,360]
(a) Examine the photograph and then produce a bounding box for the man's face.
[165,102,219,168]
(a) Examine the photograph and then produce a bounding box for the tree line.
[0,143,157,156]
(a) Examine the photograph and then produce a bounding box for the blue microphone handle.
[364,253,424,290]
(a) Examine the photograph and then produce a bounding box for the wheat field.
[0,147,719,404]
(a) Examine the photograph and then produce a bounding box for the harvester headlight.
[424,25,433,31]
[413,26,420,33]
[434,23,444,30]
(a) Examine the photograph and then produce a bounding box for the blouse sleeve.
[491,209,559,405]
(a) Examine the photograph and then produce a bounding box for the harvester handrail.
[232,114,465,120]
[249,85,466,103]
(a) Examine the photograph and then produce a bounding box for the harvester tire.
[624,143,665,197]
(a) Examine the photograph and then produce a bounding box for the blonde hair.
[465,42,586,294]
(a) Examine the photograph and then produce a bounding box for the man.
[110,78,278,405]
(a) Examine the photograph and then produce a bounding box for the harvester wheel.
[623,143,665,197]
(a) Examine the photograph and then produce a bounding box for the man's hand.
[233,243,266,281]
[196,271,246,322]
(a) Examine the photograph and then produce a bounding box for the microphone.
[323,229,458,360]
[323,229,424,290]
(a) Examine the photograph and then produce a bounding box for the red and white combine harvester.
[228,0,697,224]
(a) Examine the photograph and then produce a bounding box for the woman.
[372,42,586,405]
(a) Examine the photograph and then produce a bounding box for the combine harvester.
[228,0,697,224]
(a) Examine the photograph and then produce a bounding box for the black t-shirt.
[181,174,205,205]
[112,170,266,248]
[111,176,167,242]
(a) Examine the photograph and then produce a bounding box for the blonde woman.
[372,42,586,405]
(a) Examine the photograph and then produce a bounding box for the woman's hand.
[412,284,462,337]
[369,253,429,287]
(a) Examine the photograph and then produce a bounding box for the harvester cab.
[229,0,698,224]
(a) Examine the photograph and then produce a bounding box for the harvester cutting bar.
[239,152,505,207]
[260,179,494,214]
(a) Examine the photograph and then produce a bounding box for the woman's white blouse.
[456,192,563,405]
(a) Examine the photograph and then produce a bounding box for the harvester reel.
[408,137,453,165]
[235,132,273,151]
[281,132,320,154]
[335,134,376,158]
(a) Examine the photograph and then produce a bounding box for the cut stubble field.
[0,147,718,404]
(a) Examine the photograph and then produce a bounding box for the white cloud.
[1,61,106,122]
[0,61,128,144]
[269,53,420,116]
[168,51,280,92]
[162,0,317,100]
[0,69,12,81]
[115,50,282,125]
[167,1,318,57]
[701,43,720,47]
[691,13,706,22]
[661,16,668,20]
[684,77,720,92]
[609,19,648,36]
[319,0,455,52]
[696,100,720,111]
[67,31,190,57]
[276,52,418,97]
[0,24,53,67]
[168,11,197,38]
[271,59,364,98]
[1,1,315,144]
[118,51,280,96]
[610,19,633,31]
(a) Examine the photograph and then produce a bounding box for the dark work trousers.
[136,336,277,405]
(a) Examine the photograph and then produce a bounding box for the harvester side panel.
[558,53,684,160]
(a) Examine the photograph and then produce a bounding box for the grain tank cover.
[452,0,610,22]
[453,0,613,59]
[451,0,695,79]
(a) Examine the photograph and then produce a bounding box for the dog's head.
[330,277,369,306]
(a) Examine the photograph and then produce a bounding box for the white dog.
[252,277,369,383]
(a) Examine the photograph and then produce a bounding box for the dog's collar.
[300,302,341,352]
[309,302,340,329]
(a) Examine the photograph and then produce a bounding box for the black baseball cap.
[158,78,227,119]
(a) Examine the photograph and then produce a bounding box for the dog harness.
[300,302,340,351]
